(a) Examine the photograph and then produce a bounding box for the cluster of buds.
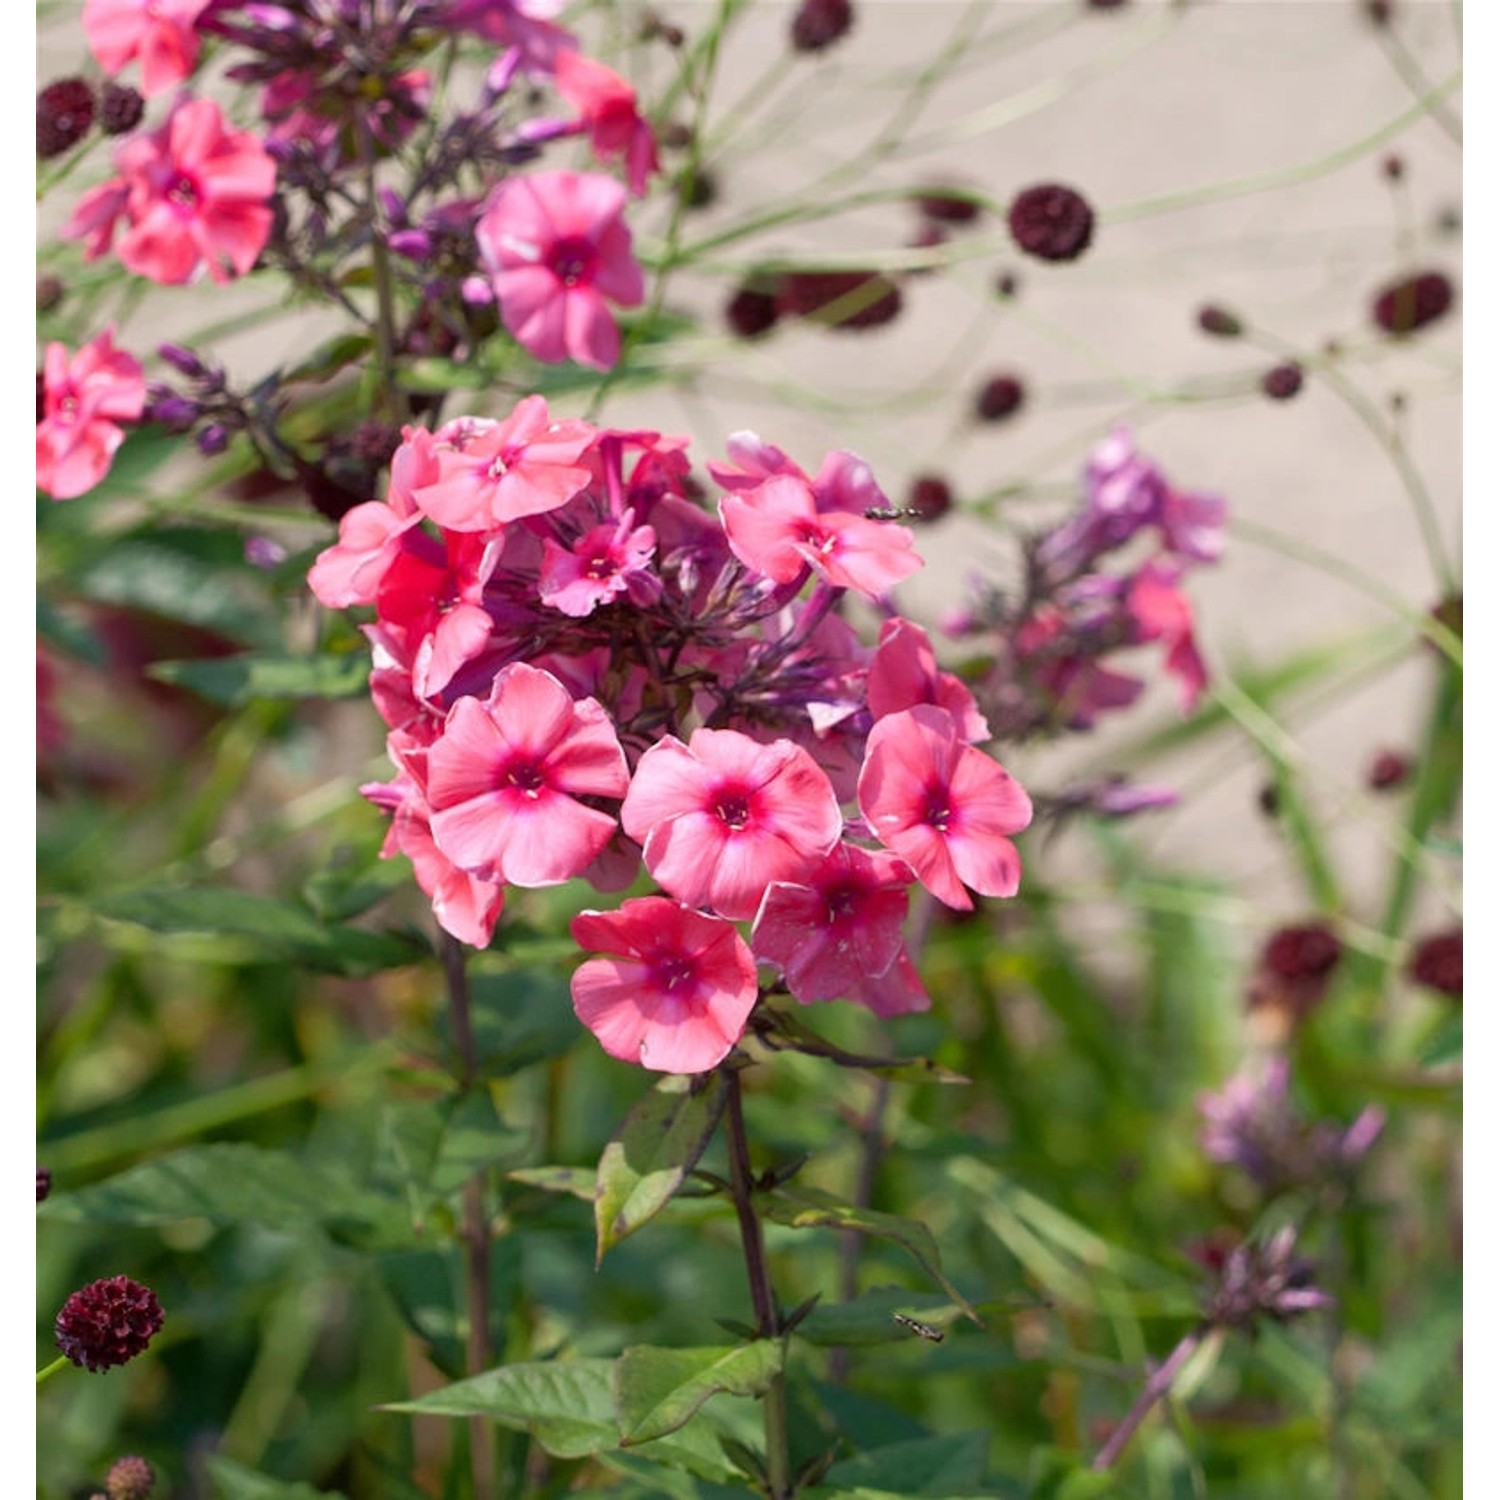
[310,411,1032,1073]
[1198,1054,1384,1196]
[946,426,1223,740]
[1202,1225,1333,1331]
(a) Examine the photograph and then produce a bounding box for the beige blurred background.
[38,0,1463,944]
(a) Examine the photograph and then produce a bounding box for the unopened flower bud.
[726,285,779,339]
[106,1455,156,1500]
[55,1276,164,1372]
[157,343,208,379]
[1260,362,1304,401]
[37,78,95,159]
[1007,182,1095,262]
[1407,927,1461,999]
[915,188,981,225]
[1371,269,1454,336]
[974,373,1025,422]
[1367,748,1410,791]
[1197,304,1242,338]
[98,83,144,136]
[197,424,230,456]
[906,474,952,521]
[791,0,855,53]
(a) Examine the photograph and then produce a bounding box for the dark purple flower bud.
[55,1276,164,1372]
[157,343,208,379]
[38,78,95,159]
[915,188,981,225]
[388,229,435,261]
[1264,923,1341,985]
[1007,182,1095,263]
[37,1166,51,1202]
[995,271,1019,298]
[1197,304,1242,338]
[906,474,953,521]
[1261,362,1304,401]
[37,275,65,312]
[1089,779,1179,816]
[244,536,287,570]
[147,394,199,432]
[106,1455,156,1500]
[791,0,855,52]
[98,83,144,136]
[776,270,902,330]
[1381,152,1405,182]
[974,373,1025,422]
[726,285,780,339]
[1367,748,1410,791]
[1407,927,1461,999]
[1371,269,1455,336]
[197,424,230,456]
[1206,1226,1333,1330]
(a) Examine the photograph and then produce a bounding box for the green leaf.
[797,1286,965,1348]
[761,1187,980,1325]
[386,1359,741,1480]
[89,884,424,976]
[207,1456,348,1500]
[382,1091,529,1215]
[468,968,587,1076]
[38,1143,404,1237]
[507,1165,598,1201]
[284,332,375,385]
[822,1432,990,1495]
[1420,1012,1462,1067]
[148,652,370,706]
[594,1073,728,1263]
[614,1341,784,1445]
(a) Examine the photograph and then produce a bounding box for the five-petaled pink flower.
[867,618,989,741]
[84,0,211,97]
[64,97,276,285]
[554,51,659,197]
[426,662,630,886]
[413,396,596,531]
[539,508,660,617]
[858,705,1032,911]
[475,170,645,369]
[720,475,922,600]
[752,843,913,1005]
[622,728,842,921]
[571,897,758,1072]
[36,327,146,501]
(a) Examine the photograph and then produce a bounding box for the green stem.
[36,1356,71,1387]
[357,119,407,426]
[723,1068,791,1500]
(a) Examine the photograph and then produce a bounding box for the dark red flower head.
[1197,304,1243,338]
[1007,183,1095,262]
[776,270,902,330]
[726,285,780,339]
[1261,362,1304,401]
[37,78,95,159]
[55,1276,164,1372]
[99,83,146,137]
[106,1455,157,1500]
[1371,270,1454,336]
[791,0,855,52]
[1407,927,1461,999]
[1264,923,1342,983]
[975,374,1025,422]
[907,474,953,521]
[1367,748,1410,791]
[916,188,981,225]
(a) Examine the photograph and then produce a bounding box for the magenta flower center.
[168,174,201,212]
[825,882,860,919]
[653,955,697,992]
[794,519,838,556]
[923,788,952,830]
[505,761,548,798]
[714,787,753,830]
[585,552,618,581]
[548,236,597,287]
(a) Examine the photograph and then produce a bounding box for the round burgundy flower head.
[1250,921,1342,1032]
[37,275,65,312]
[1407,927,1461,999]
[1261,362,1304,401]
[791,0,855,52]
[1197,304,1243,338]
[776,270,902,330]
[907,474,953,521]
[975,374,1025,422]
[1371,270,1454,336]
[726,284,780,339]
[106,1456,157,1500]
[1364,0,1393,25]
[37,78,95,159]
[1367,748,1411,791]
[37,1166,52,1203]
[56,1276,165,1372]
[1007,183,1095,263]
[1264,923,1342,984]
[1381,152,1405,182]
[916,188,981,226]
[99,83,146,137]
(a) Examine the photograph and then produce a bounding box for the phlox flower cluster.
[311,409,1033,1074]
[946,426,1225,740]
[36,327,145,501]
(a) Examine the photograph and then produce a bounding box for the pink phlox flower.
[622,728,843,921]
[709,433,892,515]
[539,507,660,617]
[84,0,211,96]
[1014,606,1143,730]
[852,947,932,1018]
[858,705,1032,911]
[553,51,659,196]
[426,662,629,887]
[64,97,276,285]
[808,448,892,516]
[719,474,922,600]
[308,500,423,607]
[1127,560,1209,710]
[445,0,576,78]
[36,326,146,501]
[475,170,645,369]
[415,398,596,530]
[570,898,758,1072]
[868,618,989,742]
[752,843,913,1004]
[707,431,806,493]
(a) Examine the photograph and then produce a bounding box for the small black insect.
[892,1312,945,1342]
[863,506,927,521]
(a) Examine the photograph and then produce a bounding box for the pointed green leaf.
[822,1432,990,1495]
[797,1286,964,1348]
[614,1341,784,1446]
[762,1186,980,1325]
[147,652,370,706]
[507,1165,598,1200]
[594,1073,728,1262]
[468,969,585,1076]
